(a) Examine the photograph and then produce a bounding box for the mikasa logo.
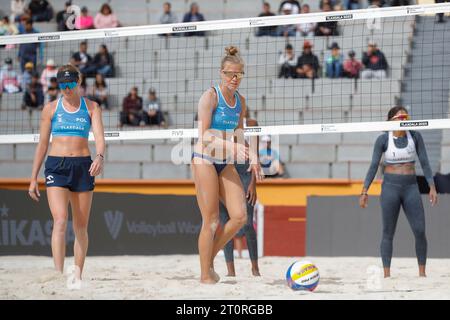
[104,210,124,240]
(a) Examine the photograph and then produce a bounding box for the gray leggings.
[380,173,427,268]
[219,163,258,263]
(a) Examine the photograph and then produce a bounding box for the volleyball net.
[0,3,450,144]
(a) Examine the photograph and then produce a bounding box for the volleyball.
[286,260,320,291]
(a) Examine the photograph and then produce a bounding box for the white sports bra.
[384,131,416,164]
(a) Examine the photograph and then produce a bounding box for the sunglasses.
[58,82,78,90]
[392,114,410,120]
[222,71,245,80]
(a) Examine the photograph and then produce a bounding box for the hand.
[89,156,104,176]
[28,180,40,202]
[429,186,438,207]
[359,194,368,208]
[246,182,257,206]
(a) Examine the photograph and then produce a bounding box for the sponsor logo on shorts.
[104,210,124,240]
[172,25,197,32]
[326,14,353,21]
[399,121,428,128]
[38,35,60,41]
[46,175,54,184]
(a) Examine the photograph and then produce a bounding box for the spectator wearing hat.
[21,61,34,89]
[40,59,58,93]
[0,58,22,97]
[256,2,277,37]
[259,135,286,178]
[296,41,320,79]
[75,6,94,30]
[325,42,343,78]
[278,43,297,78]
[277,3,297,37]
[297,4,316,37]
[278,0,301,14]
[22,72,44,112]
[315,2,339,36]
[56,1,72,31]
[143,88,165,126]
[361,42,388,79]
[343,50,363,78]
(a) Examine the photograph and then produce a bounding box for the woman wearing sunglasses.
[360,106,437,278]
[28,64,105,283]
[191,46,263,284]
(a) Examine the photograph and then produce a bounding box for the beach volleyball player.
[360,106,437,278]
[191,46,263,284]
[28,64,105,281]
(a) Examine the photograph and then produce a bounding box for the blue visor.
[58,82,77,90]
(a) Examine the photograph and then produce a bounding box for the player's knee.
[234,212,247,228]
[53,218,67,234]
[202,215,220,233]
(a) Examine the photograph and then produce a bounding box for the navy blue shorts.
[44,156,95,192]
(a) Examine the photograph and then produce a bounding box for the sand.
[1,255,449,300]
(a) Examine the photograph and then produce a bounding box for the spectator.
[343,50,363,78]
[277,3,296,37]
[75,6,94,30]
[259,135,286,178]
[344,0,362,10]
[93,44,114,77]
[22,72,44,111]
[94,3,119,29]
[278,0,301,14]
[10,0,26,23]
[120,87,143,126]
[46,76,59,103]
[27,0,53,22]
[255,2,277,37]
[368,0,387,7]
[325,42,343,78]
[297,4,316,37]
[436,0,449,23]
[182,3,206,36]
[87,73,109,109]
[361,42,388,79]
[143,88,165,126]
[40,59,58,93]
[78,73,87,96]
[71,41,96,76]
[56,1,72,31]
[315,3,339,36]
[0,58,22,97]
[21,61,34,89]
[0,16,19,36]
[296,41,320,79]
[18,19,41,72]
[278,43,297,79]
[160,2,178,24]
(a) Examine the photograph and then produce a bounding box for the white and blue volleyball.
[286,260,320,291]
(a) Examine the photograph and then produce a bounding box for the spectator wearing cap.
[325,42,343,78]
[22,72,44,112]
[56,1,72,31]
[278,43,297,79]
[259,135,286,178]
[0,58,22,96]
[75,6,94,30]
[143,88,165,126]
[94,3,120,29]
[297,4,316,37]
[182,3,206,36]
[361,42,388,79]
[296,41,320,79]
[120,86,143,127]
[71,41,96,76]
[343,50,363,78]
[256,2,277,37]
[40,59,58,93]
[21,61,34,89]
[278,0,301,14]
[315,2,339,36]
[277,3,296,37]
[18,19,42,72]
[27,0,53,22]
